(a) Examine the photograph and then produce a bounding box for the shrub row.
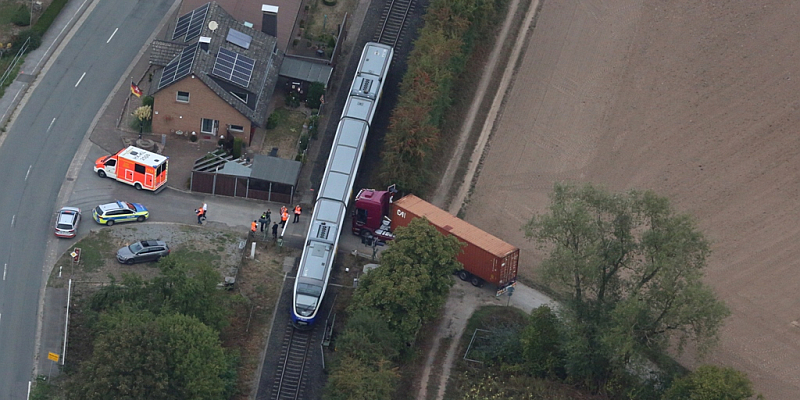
[377,0,506,194]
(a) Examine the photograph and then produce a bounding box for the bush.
[521,306,566,379]
[299,134,309,152]
[142,95,154,108]
[306,82,325,109]
[11,5,31,26]
[307,114,320,139]
[285,91,300,108]
[322,0,337,6]
[11,30,42,55]
[266,112,280,129]
[33,0,70,36]
[232,138,244,159]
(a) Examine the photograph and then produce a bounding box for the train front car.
[292,42,393,329]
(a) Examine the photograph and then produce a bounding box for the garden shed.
[191,152,302,204]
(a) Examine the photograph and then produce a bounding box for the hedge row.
[377,0,506,195]
[32,0,70,36]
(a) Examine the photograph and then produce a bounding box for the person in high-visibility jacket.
[293,205,302,223]
[250,220,257,236]
[280,210,289,227]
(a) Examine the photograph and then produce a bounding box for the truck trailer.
[352,189,519,292]
[94,146,168,192]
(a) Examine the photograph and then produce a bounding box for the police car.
[92,201,149,226]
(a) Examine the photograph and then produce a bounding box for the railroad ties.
[374,0,415,49]
[271,324,312,400]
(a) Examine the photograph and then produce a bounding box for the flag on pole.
[130,81,142,97]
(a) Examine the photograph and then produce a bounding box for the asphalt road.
[0,1,173,398]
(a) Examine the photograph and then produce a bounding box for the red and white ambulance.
[94,146,168,192]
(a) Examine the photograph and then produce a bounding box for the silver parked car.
[54,207,81,238]
[116,240,170,264]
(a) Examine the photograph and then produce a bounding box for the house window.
[229,125,244,132]
[201,118,215,134]
[176,91,190,102]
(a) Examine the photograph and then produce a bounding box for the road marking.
[74,72,86,87]
[11,215,15,227]
[25,165,32,181]
[47,117,56,132]
[3,263,6,280]
[106,27,118,43]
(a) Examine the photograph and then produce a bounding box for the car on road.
[116,240,170,264]
[92,201,149,226]
[54,207,81,238]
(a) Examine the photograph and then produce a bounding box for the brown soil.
[460,0,800,398]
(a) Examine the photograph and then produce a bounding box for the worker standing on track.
[293,205,302,223]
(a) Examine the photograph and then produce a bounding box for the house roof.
[250,155,301,186]
[152,1,283,127]
[150,40,188,67]
[279,57,334,88]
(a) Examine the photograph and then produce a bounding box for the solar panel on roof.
[211,48,255,88]
[185,3,210,42]
[158,43,199,89]
[226,28,252,49]
[172,11,192,40]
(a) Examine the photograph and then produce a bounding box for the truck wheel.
[136,216,145,222]
[470,276,483,287]
[106,220,115,226]
[458,270,470,281]
[97,170,106,178]
[134,183,142,190]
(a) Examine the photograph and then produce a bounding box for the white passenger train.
[291,43,394,328]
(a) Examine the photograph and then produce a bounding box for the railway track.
[374,0,415,49]
[270,324,312,400]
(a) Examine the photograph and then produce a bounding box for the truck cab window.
[105,159,116,167]
[356,208,367,224]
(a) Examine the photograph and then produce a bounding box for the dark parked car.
[54,207,81,238]
[116,240,170,264]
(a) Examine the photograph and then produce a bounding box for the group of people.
[250,204,303,240]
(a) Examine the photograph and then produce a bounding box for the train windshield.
[296,283,323,316]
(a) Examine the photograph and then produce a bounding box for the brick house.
[150,2,282,145]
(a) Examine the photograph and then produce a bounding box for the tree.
[69,311,229,400]
[324,356,398,400]
[349,217,462,345]
[663,365,757,400]
[306,82,325,109]
[524,182,730,388]
[520,305,565,379]
[335,308,401,363]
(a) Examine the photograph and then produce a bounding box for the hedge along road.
[0,1,174,398]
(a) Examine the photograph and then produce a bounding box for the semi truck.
[352,188,519,293]
[94,146,168,192]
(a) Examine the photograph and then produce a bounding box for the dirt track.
[462,1,800,397]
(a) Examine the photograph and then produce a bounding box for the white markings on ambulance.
[75,72,86,87]
[107,28,118,43]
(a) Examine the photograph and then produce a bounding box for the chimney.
[199,36,211,52]
[261,5,278,37]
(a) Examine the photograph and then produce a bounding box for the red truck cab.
[352,189,395,241]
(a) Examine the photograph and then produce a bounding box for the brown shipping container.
[390,195,519,287]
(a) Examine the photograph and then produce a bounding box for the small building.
[150,2,283,145]
[191,152,301,204]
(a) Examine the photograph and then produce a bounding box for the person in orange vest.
[280,205,288,217]
[250,220,257,237]
[280,210,289,227]
[195,207,205,224]
[293,205,302,223]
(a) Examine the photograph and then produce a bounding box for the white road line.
[74,72,86,87]
[11,215,15,227]
[107,27,119,43]
[3,263,6,280]
[47,117,56,132]
[25,165,32,181]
